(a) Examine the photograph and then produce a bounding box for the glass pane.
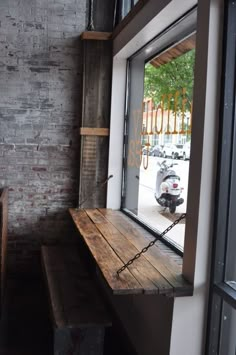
[124,35,196,250]
[121,0,132,19]
[219,301,236,355]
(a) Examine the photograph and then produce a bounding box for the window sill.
[69,208,193,297]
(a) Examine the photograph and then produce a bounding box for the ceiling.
[150,33,196,68]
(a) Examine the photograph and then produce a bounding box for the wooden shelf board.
[80,127,110,136]
[81,31,112,41]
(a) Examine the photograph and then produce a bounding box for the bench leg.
[54,327,105,355]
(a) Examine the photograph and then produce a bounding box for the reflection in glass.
[121,0,132,19]
[225,133,236,283]
[124,36,196,250]
[226,281,236,292]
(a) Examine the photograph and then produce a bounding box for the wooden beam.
[81,31,112,41]
[79,39,112,208]
[80,127,110,136]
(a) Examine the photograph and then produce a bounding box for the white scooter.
[154,160,184,214]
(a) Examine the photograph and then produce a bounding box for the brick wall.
[0,0,87,273]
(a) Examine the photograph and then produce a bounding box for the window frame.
[120,8,197,254]
[107,0,221,286]
[206,0,236,352]
[107,0,223,352]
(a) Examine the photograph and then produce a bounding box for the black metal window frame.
[206,0,236,353]
[114,0,140,26]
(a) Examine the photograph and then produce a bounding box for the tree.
[144,49,195,112]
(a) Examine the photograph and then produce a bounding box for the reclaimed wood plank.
[79,136,109,208]
[86,209,173,295]
[69,209,143,294]
[57,272,111,328]
[99,209,192,296]
[82,40,112,133]
[42,246,111,328]
[41,247,66,328]
[79,35,112,209]
[41,244,89,277]
[80,127,109,136]
[150,34,196,68]
[81,31,112,40]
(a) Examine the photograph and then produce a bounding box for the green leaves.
[144,49,195,112]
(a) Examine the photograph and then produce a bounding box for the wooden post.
[79,36,113,208]
[79,1,115,208]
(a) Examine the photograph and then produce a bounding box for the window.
[121,9,197,251]
[108,1,222,352]
[207,0,236,353]
[115,0,141,25]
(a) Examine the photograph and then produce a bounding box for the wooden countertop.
[69,208,193,297]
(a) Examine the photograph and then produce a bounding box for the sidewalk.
[138,184,186,249]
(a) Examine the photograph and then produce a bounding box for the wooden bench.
[41,245,112,355]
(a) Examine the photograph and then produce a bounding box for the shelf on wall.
[81,31,112,41]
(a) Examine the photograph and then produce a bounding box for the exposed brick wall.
[0,0,87,273]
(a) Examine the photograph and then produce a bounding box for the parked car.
[161,144,183,159]
[142,145,153,155]
[182,141,191,160]
[151,144,162,157]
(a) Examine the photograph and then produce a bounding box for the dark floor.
[0,275,53,355]
[0,273,135,355]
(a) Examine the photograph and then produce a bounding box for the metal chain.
[116,213,186,275]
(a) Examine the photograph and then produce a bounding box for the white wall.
[107,0,224,353]
[106,57,126,209]
[170,0,223,353]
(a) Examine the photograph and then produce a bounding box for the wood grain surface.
[69,208,193,297]
[41,246,112,329]
[69,209,142,294]
[79,39,112,209]
[81,31,112,40]
[80,127,110,136]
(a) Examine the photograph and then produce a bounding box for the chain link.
[116,213,186,275]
